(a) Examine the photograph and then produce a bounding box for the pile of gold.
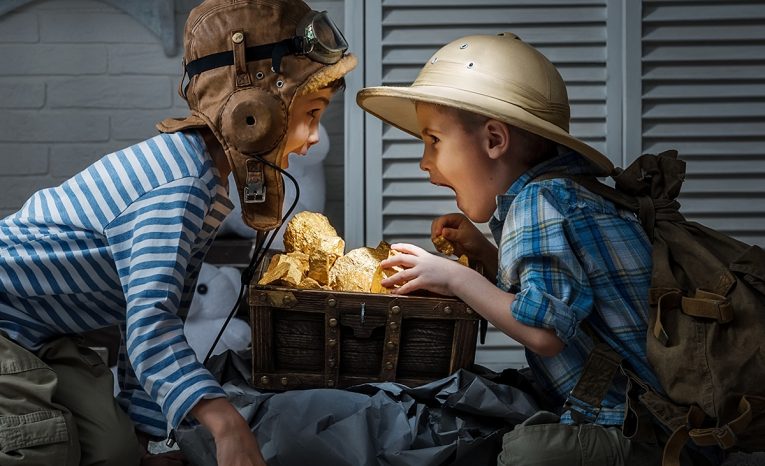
[257,211,466,293]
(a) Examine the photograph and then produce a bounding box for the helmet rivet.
[276,80,284,88]
[255,72,264,80]
[431,56,438,64]
[232,32,244,44]
[467,62,475,69]
[459,43,468,49]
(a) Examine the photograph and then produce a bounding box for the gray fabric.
[176,351,540,466]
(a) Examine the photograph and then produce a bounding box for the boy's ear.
[484,119,510,160]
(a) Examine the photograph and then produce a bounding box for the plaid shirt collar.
[490,151,602,240]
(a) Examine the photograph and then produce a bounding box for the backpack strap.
[661,397,754,466]
[563,342,623,424]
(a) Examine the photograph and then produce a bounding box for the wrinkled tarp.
[176,351,541,466]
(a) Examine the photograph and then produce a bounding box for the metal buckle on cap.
[563,393,601,424]
[244,160,266,203]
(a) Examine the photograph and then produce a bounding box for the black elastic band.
[185,38,300,79]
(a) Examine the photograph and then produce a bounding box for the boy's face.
[416,103,511,223]
[282,88,335,168]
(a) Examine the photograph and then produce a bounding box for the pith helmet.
[158,0,357,230]
[356,32,612,175]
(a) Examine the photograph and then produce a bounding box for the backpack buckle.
[563,393,601,424]
[711,425,737,449]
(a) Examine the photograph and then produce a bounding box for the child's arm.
[381,243,564,357]
[191,398,266,466]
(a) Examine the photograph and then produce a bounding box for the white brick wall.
[0,0,348,235]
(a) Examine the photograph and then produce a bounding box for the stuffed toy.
[183,262,251,360]
[110,263,249,396]
[217,123,329,250]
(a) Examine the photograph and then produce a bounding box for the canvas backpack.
[558,150,765,466]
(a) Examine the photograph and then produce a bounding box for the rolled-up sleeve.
[498,184,594,344]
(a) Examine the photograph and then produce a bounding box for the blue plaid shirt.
[489,151,662,426]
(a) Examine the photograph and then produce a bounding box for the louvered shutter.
[362,0,611,370]
[640,0,765,247]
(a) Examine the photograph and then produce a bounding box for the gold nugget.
[258,253,304,287]
[330,241,390,293]
[283,211,343,256]
[432,235,455,256]
[307,236,344,285]
[370,249,404,294]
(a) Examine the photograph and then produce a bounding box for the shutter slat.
[382,7,606,26]
[643,101,765,119]
[384,0,601,6]
[644,24,765,42]
[643,44,765,62]
[643,83,765,99]
[643,64,765,81]
[643,140,764,156]
[643,3,765,22]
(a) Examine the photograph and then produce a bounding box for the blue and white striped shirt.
[490,151,662,426]
[0,131,233,436]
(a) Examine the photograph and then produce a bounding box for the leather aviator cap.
[158,0,357,230]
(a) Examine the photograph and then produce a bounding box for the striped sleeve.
[104,176,225,430]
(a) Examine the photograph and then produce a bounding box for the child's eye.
[309,109,321,119]
[430,135,440,144]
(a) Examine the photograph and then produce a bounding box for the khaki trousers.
[497,411,662,466]
[0,333,140,466]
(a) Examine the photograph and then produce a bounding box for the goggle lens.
[298,11,348,64]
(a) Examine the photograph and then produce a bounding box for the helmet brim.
[357,85,614,176]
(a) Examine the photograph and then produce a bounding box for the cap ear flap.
[220,88,287,155]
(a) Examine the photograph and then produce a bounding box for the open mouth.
[432,180,454,191]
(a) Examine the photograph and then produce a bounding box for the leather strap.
[661,397,753,466]
[662,405,706,466]
[564,342,623,424]
[232,29,252,88]
[689,396,752,449]
[654,290,682,346]
[681,289,734,323]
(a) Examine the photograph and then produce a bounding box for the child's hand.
[191,398,266,466]
[432,213,498,279]
[214,423,267,466]
[431,213,496,261]
[380,243,466,296]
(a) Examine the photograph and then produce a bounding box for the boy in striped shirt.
[357,34,672,465]
[0,1,356,465]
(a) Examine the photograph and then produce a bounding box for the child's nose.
[307,126,321,147]
[419,151,432,172]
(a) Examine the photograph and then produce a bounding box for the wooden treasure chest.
[249,284,481,390]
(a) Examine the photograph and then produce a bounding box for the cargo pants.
[497,411,662,466]
[0,332,141,466]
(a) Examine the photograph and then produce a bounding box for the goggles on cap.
[296,10,347,64]
[184,9,347,84]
